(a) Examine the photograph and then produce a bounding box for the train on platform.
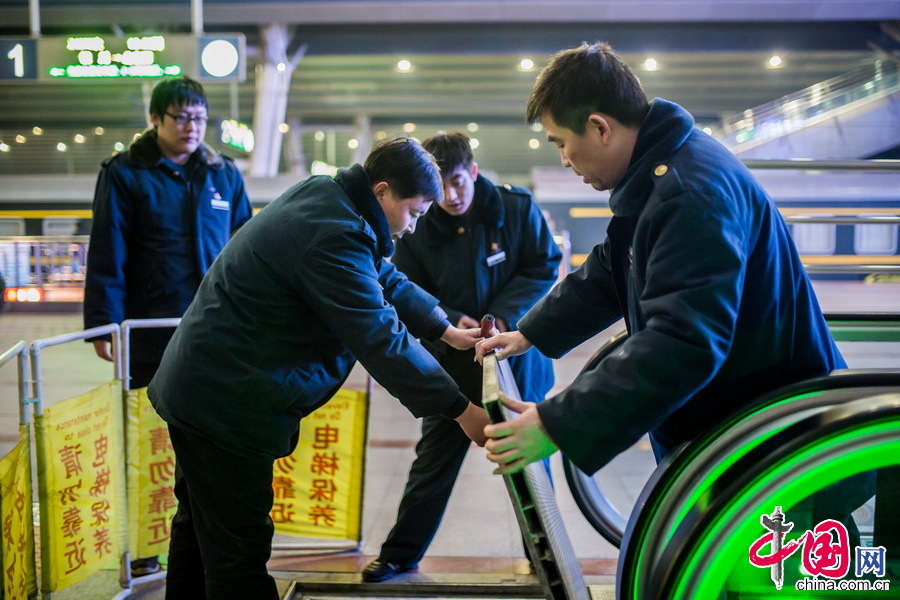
[2,165,900,310]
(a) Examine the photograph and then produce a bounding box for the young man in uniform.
[83,75,252,576]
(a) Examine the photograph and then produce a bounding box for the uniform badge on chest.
[486,250,506,267]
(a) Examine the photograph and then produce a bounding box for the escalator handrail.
[649,394,900,600]
[617,374,900,600]
[563,312,900,549]
[561,330,629,547]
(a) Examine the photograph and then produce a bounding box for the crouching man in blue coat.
[148,137,490,600]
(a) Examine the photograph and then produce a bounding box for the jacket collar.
[609,98,694,216]
[127,128,224,169]
[334,164,394,257]
[419,174,504,241]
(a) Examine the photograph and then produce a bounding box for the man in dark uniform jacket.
[148,138,490,600]
[476,43,866,552]
[364,131,561,582]
[83,75,252,577]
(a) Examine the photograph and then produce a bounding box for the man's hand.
[455,402,490,446]
[92,339,114,362]
[484,395,558,474]
[441,325,482,350]
[457,314,480,329]
[474,331,532,364]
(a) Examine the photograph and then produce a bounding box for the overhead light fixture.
[403,122,416,133]
[768,55,783,68]
[643,58,658,71]
[528,139,541,150]
[467,122,479,132]
[397,59,412,72]
[470,138,479,149]
[519,58,534,71]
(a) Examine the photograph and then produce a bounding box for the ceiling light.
[0,143,10,152]
[57,142,67,152]
[397,59,411,72]
[278,123,289,133]
[32,126,43,135]
[467,122,479,132]
[520,58,534,71]
[644,58,658,71]
[74,134,86,143]
[768,55,783,68]
[314,130,325,142]
[470,138,479,149]
[15,135,25,143]
[348,139,359,149]
[402,122,416,133]
[94,127,105,135]
[528,138,541,150]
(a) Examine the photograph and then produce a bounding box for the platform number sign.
[0,38,38,81]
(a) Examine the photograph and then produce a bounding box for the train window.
[42,217,79,237]
[791,221,836,255]
[0,218,25,236]
[854,222,897,255]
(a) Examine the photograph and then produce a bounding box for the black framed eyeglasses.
[165,112,209,126]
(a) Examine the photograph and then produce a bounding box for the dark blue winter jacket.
[83,130,252,361]
[521,99,846,474]
[149,164,469,459]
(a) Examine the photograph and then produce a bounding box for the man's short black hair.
[364,137,443,204]
[421,131,475,176]
[150,76,208,119]
[526,42,650,134]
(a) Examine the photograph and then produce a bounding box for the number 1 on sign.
[7,43,24,77]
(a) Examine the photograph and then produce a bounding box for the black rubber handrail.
[563,312,900,549]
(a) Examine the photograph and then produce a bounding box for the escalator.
[282,313,899,599]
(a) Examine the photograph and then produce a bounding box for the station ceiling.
[1,1,899,181]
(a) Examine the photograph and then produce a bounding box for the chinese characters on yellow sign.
[272,388,368,541]
[126,388,177,560]
[0,425,37,600]
[34,381,127,593]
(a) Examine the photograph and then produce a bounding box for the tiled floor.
[1,280,898,599]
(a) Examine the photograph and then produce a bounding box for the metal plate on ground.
[482,354,590,600]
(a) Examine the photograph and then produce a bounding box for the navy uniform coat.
[148,164,469,459]
[392,175,561,403]
[521,99,846,475]
[84,130,252,362]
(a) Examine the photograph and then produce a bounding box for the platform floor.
[1,280,898,599]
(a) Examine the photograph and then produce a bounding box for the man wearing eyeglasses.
[83,75,252,577]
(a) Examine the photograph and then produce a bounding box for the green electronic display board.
[0,34,245,83]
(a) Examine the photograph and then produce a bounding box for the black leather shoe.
[362,558,416,582]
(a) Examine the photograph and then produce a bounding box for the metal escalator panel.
[647,393,900,600]
[482,354,589,600]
